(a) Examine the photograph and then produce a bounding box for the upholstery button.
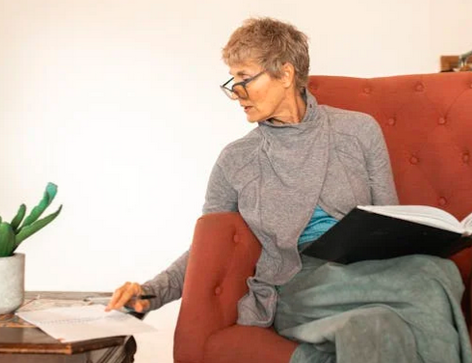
[363,87,371,94]
[233,235,240,244]
[463,153,470,163]
[415,83,424,92]
[438,197,447,206]
[438,117,446,125]
[387,118,396,126]
[409,156,419,164]
[214,286,222,295]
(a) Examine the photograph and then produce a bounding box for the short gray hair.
[222,17,310,91]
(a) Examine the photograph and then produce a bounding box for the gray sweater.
[142,91,398,327]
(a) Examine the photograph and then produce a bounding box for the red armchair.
[174,72,472,363]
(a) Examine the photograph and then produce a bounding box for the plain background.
[1,0,471,361]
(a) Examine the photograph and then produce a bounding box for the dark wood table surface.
[0,291,138,363]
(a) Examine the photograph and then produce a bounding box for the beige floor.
[133,301,180,363]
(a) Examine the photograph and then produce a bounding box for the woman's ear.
[280,62,296,88]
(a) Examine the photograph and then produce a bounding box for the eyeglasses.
[220,71,265,100]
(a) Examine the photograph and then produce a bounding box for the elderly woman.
[108,18,471,363]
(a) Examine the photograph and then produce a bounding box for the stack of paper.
[17,304,156,342]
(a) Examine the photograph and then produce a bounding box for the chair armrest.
[204,325,297,363]
[174,212,262,363]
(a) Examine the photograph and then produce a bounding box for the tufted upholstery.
[174,72,472,363]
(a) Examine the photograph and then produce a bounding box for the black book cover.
[301,208,472,264]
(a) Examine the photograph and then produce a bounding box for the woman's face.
[228,61,289,123]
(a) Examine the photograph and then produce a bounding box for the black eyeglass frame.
[220,71,266,100]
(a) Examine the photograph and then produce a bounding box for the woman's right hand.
[105,281,151,313]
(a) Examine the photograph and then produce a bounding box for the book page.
[461,211,472,235]
[358,205,464,234]
[16,304,156,342]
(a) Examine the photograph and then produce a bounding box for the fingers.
[131,300,151,313]
[105,282,142,312]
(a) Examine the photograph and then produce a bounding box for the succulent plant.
[0,183,62,257]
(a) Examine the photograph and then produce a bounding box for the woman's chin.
[245,113,264,123]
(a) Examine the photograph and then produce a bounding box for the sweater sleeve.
[364,119,399,205]
[141,157,238,311]
[202,159,238,214]
[141,250,189,310]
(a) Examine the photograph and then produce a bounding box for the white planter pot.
[0,253,25,314]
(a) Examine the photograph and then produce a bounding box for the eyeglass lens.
[228,84,248,99]
[221,85,247,100]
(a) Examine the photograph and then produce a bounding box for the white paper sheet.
[16,304,156,342]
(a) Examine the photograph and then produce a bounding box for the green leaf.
[15,205,62,247]
[20,183,58,229]
[0,222,16,257]
[11,204,26,232]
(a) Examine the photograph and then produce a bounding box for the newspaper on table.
[16,304,156,342]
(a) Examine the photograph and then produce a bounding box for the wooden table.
[0,292,138,363]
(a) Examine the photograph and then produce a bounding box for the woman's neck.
[269,89,306,125]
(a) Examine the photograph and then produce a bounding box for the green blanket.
[275,255,472,363]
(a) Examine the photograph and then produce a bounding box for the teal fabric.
[274,254,472,363]
[298,205,338,246]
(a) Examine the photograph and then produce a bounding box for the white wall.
[0,0,471,361]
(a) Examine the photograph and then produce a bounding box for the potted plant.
[0,183,62,314]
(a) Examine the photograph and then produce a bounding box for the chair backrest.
[308,72,472,324]
[308,73,472,219]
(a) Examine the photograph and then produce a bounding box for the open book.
[301,205,472,264]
